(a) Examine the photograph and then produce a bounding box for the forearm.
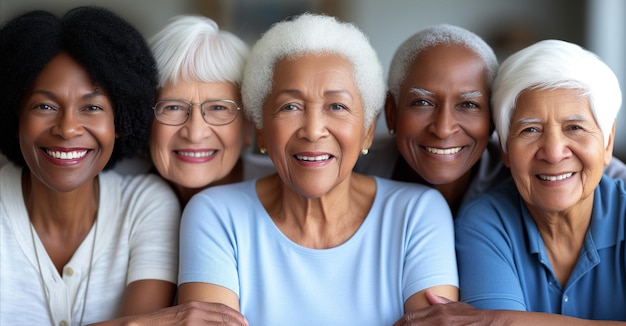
[488,310,626,326]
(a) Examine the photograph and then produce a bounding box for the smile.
[45,149,88,160]
[295,154,331,161]
[537,172,574,181]
[176,150,216,158]
[424,147,462,155]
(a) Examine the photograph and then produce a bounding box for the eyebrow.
[409,88,484,100]
[409,88,434,97]
[31,89,106,101]
[276,88,354,100]
[459,90,484,100]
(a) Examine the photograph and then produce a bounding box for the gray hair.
[492,39,622,153]
[241,13,385,129]
[149,15,249,88]
[388,24,498,104]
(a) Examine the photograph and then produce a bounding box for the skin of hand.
[393,291,626,326]
[88,301,248,326]
[393,291,490,326]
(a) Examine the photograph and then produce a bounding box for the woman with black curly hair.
[0,6,183,325]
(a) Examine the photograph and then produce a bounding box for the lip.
[535,172,575,184]
[41,147,91,165]
[420,145,465,161]
[293,151,334,167]
[174,149,217,163]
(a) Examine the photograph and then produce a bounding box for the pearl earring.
[259,147,267,154]
[361,148,369,155]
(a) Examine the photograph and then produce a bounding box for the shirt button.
[63,267,74,277]
[564,295,569,302]
[59,320,68,326]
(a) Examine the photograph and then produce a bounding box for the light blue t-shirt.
[456,176,626,321]
[179,176,458,325]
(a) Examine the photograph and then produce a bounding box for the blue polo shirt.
[456,175,626,321]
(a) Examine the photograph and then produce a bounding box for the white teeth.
[425,147,462,155]
[296,154,330,161]
[538,173,574,181]
[177,151,215,158]
[46,149,88,160]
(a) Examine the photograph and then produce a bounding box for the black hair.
[0,6,157,169]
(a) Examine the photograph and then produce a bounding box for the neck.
[22,170,99,234]
[258,173,375,249]
[392,157,472,214]
[172,158,244,206]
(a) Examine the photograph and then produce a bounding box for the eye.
[459,101,479,109]
[566,124,584,131]
[208,105,228,111]
[33,103,57,111]
[164,105,184,111]
[521,126,540,133]
[281,104,299,111]
[409,99,432,107]
[83,105,103,112]
[329,103,346,111]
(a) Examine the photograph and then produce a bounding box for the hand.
[393,291,488,326]
[90,301,249,326]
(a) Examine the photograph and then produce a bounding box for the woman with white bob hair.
[178,13,458,325]
[395,39,626,325]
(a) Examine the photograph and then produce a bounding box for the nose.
[51,110,84,139]
[428,105,460,139]
[180,106,213,141]
[536,127,572,163]
[297,108,329,142]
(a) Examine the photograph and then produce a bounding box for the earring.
[388,129,395,135]
[361,148,369,155]
[259,147,267,154]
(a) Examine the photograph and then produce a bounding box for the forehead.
[403,44,489,90]
[513,88,593,119]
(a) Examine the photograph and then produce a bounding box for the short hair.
[492,39,622,153]
[149,15,249,88]
[241,13,385,129]
[388,24,498,104]
[0,6,157,169]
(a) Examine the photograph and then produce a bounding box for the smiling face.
[386,44,491,185]
[150,80,247,190]
[502,88,613,215]
[258,53,374,198]
[19,52,115,192]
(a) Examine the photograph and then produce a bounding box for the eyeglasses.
[153,99,241,126]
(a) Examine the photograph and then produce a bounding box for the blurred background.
[1,0,624,160]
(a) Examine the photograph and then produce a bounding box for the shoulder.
[456,178,521,229]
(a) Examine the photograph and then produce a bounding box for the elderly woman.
[396,40,626,325]
[356,25,626,215]
[178,13,458,325]
[0,7,180,325]
[148,15,251,206]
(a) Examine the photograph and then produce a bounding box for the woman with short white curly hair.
[178,13,458,325]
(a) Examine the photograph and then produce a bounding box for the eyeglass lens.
[154,100,239,126]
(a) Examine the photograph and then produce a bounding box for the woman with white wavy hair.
[178,13,458,325]
[397,39,626,325]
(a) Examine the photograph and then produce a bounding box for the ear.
[604,122,616,166]
[499,141,511,168]
[242,118,254,147]
[363,115,377,150]
[255,128,264,150]
[384,92,396,132]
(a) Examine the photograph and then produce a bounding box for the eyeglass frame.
[152,99,242,126]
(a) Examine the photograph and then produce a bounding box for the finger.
[425,290,452,304]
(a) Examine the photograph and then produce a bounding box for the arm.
[117,280,176,316]
[178,282,240,311]
[395,297,626,326]
[404,285,458,311]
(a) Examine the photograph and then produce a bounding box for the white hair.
[149,15,249,88]
[388,24,498,104]
[241,13,385,129]
[492,39,622,152]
